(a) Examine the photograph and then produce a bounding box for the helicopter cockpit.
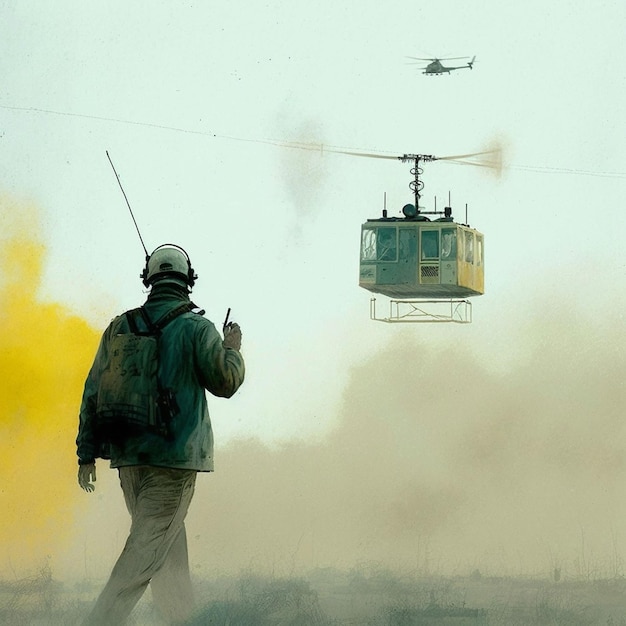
[359,154,484,323]
[359,214,484,299]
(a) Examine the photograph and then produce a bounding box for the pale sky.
[2,0,624,443]
[2,0,626,581]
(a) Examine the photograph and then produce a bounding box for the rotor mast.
[399,154,437,215]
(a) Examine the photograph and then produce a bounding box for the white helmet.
[142,244,197,287]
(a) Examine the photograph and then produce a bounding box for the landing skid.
[369,297,472,324]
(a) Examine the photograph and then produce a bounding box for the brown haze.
[192,310,626,578]
[2,197,624,584]
[275,118,330,223]
[440,137,507,179]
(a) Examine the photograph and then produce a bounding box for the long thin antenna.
[106,150,149,257]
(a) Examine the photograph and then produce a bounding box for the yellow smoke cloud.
[0,195,99,574]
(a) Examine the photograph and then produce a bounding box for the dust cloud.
[192,306,626,578]
[0,195,100,574]
[440,137,508,179]
[2,196,624,584]
[274,118,329,222]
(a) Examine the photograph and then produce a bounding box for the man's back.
[76,244,245,625]
[77,282,245,471]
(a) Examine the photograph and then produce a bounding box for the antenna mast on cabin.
[399,154,437,214]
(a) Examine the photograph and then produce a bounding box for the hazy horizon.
[1,0,625,598]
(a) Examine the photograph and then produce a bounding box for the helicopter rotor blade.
[265,140,501,170]
[439,149,496,161]
[438,147,503,173]
[408,55,469,61]
[322,147,501,168]
[333,147,503,172]
[273,141,400,160]
[328,149,399,160]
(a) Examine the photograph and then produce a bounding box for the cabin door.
[397,228,418,285]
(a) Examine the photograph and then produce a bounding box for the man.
[76,244,245,625]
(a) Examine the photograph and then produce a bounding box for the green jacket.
[76,284,245,471]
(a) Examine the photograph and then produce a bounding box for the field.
[3,564,626,625]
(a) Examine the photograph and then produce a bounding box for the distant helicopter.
[407,55,476,75]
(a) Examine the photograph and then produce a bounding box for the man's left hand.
[78,463,97,492]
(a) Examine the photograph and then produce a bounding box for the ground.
[3,565,626,625]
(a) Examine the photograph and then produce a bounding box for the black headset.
[141,244,198,288]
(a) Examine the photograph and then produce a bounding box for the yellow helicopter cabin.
[359,207,484,300]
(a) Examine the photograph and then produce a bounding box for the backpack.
[94,302,193,453]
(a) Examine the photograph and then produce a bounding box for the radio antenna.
[106,150,149,257]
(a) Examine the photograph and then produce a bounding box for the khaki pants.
[86,465,197,625]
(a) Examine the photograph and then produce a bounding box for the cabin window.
[421,230,439,260]
[399,228,417,259]
[476,235,483,266]
[361,227,397,261]
[377,227,397,261]
[464,231,474,263]
[361,228,377,260]
[441,228,457,260]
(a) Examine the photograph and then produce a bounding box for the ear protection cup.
[141,244,198,287]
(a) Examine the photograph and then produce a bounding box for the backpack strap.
[125,308,145,335]
[124,302,194,337]
[152,302,195,332]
